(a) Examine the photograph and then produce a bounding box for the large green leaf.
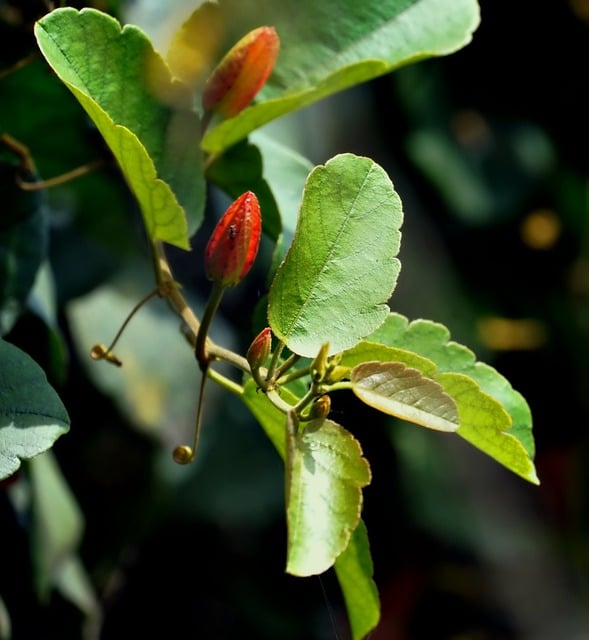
[242,379,380,636]
[201,0,480,152]
[34,8,204,249]
[0,339,69,479]
[285,415,371,577]
[268,154,403,357]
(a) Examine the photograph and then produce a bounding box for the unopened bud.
[309,395,331,420]
[247,327,272,370]
[311,343,330,382]
[204,191,262,287]
[202,26,279,119]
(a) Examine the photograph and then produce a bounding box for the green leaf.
[369,313,535,457]
[0,339,69,480]
[351,361,459,432]
[437,372,538,484]
[202,0,480,153]
[34,8,204,249]
[367,313,538,483]
[268,154,403,357]
[285,415,371,576]
[334,520,380,640]
[29,451,82,594]
[242,379,379,637]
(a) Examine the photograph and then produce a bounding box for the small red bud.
[247,327,272,370]
[205,191,262,287]
[202,26,279,119]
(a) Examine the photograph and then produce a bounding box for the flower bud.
[309,395,331,421]
[311,342,330,382]
[204,191,262,287]
[247,327,272,370]
[202,26,279,119]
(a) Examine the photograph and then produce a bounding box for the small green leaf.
[202,0,480,152]
[268,154,403,357]
[351,361,459,432]
[285,415,371,576]
[34,8,204,249]
[0,339,69,480]
[334,520,380,640]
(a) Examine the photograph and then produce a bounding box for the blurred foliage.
[1,1,589,639]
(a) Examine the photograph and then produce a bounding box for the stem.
[274,353,302,381]
[266,388,298,414]
[195,281,226,368]
[91,288,160,366]
[17,159,104,190]
[152,240,201,339]
[151,240,252,375]
[208,344,250,374]
[277,364,312,386]
[266,339,286,383]
[207,367,244,396]
[190,361,210,461]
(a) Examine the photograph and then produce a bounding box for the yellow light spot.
[478,316,547,351]
[520,209,561,250]
[569,0,589,23]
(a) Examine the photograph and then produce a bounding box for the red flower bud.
[247,327,272,370]
[202,26,279,119]
[205,191,262,287]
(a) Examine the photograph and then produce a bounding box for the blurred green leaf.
[268,153,403,357]
[0,339,69,480]
[0,162,47,334]
[66,268,206,439]
[34,7,204,249]
[285,415,371,576]
[201,0,481,152]
[0,594,10,640]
